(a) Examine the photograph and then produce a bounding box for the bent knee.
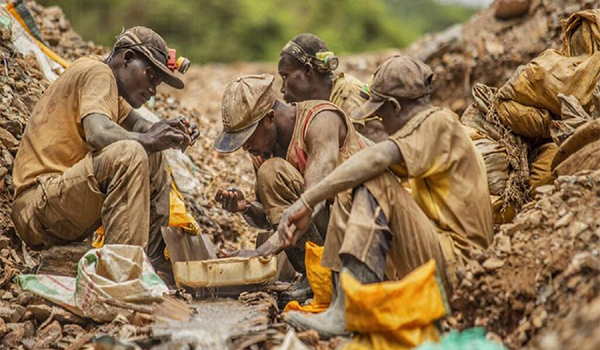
[111,140,148,164]
[256,158,295,183]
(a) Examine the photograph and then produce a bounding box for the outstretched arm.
[304,140,402,207]
[278,140,403,245]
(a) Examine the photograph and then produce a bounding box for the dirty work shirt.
[13,55,132,197]
[330,72,368,124]
[388,107,494,262]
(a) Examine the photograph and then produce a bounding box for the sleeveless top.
[285,100,369,174]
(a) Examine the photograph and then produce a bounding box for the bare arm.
[82,113,188,153]
[303,140,403,208]
[303,110,347,190]
[271,140,404,248]
[120,109,154,133]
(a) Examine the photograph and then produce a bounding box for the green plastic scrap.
[415,328,508,350]
[0,12,13,31]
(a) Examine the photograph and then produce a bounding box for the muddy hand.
[140,119,189,153]
[178,116,200,146]
[215,188,249,213]
[277,199,312,246]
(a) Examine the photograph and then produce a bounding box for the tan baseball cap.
[112,26,185,89]
[214,74,277,153]
[351,55,433,121]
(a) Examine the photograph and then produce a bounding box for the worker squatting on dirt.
[278,33,388,143]
[10,27,198,275]
[276,55,495,338]
[214,34,388,302]
[213,73,380,302]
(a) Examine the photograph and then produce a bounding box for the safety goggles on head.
[282,41,339,73]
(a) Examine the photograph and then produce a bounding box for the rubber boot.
[284,255,380,339]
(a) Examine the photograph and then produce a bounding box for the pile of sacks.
[460,9,600,222]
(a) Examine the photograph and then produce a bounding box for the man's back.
[387,107,494,253]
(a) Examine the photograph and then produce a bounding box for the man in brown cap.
[277,55,494,337]
[214,73,370,303]
[11,27,198,274]
[278,33,388,142]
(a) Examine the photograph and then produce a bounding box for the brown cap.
[351,55,433,121]
[112,27,184,89]
[214,74,277,153]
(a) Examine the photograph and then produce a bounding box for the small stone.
[568,221,588,238]
[532,309,548,328]
[554,212,573,229]
[0,305,26,323]
[0,127,19,148]
[483,257,505,270]
[501,221,528,236]
[35,320,62,347]
[63,324,86,337]
[0,317,6,338]
[495,234,512,254]
[1,291,13,300]
[535,184,555,196]
[2,327,25,348]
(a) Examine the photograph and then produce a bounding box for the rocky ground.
[0,0,599,349]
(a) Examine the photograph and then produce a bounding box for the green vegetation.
[39,0,476,63]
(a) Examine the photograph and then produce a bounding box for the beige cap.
[112,26,185,89]
[214,74,277,153]
[351,55,433,121]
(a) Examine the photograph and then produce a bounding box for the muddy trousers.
[254,158,327,274]
[11,140,170,264]
[322,184,452,292]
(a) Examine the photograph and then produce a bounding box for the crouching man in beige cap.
[277,55,494,338]
[11,27,198,275]
[214,74,374,303]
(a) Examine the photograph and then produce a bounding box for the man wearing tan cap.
[277,55,493,337]
[278,33,388,142]
[11,27,197,274]
[214,73,371,303]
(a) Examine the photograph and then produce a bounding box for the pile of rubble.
[406,0,600,114]
[448,171,600,350]
[1,0,600,349]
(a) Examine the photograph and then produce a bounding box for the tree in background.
[39,0,475,63]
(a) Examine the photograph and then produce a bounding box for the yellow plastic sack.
[342,260,449,350]
[284,242,333,313]
[491,195,516,225]
[562,9,600,57]
[92,180,200,249]
[529,143,559,194]
[496,100,552,140]
[552,119,600,170]
[169,181,201,235]
[498,50,600,117]
[554,139,600,177]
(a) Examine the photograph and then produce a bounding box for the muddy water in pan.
[152,298,270,350]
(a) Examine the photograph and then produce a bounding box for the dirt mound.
[448,172,600,349]
[405,0,600,114]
